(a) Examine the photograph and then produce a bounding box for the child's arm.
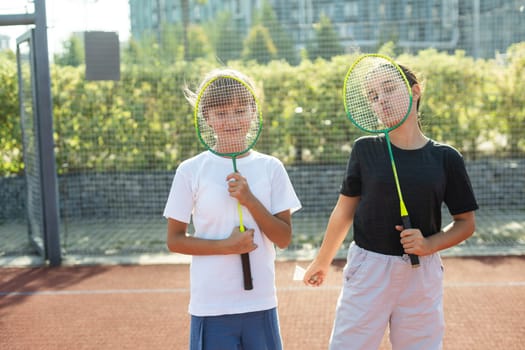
[166,218,257,255]
[304,194,359,286]
[226,172,292,249]
[399,211,476,256]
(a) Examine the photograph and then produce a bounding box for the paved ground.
[1,256,524,350]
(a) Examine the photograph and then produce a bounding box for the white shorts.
[330,242,445,350]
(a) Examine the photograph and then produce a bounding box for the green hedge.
[1,44,524,176]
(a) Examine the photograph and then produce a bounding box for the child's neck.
[389,125,427,150]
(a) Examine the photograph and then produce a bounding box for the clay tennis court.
[1,256,524,350]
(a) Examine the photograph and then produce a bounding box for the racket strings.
[196,77,261,156]
[345,57,411,133]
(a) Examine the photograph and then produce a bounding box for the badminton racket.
[343,54,420,268]
[194,74,263,289]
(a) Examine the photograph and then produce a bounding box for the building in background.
[129,0,258,41]
[129,0,524,59]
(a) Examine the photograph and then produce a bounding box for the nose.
[377,93,387,104]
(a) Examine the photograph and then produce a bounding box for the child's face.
[366,71,411,128]
[206,99,255,153]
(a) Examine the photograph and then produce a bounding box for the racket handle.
[401,215,420,268]
[241,253,253,290]
[237,203,253,290]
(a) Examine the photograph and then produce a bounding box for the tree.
[160,23,185,64]
[376,27,401,56]
[255,1,298,65]
[187,25,213,61]
[180,0,190,61]
[180,0,208,61]
[496,43,525,156]
[122,37,142,65]
[54,35,84,67]
[242,25,277,64]
[123,24,186,66]
[377,41,398,59]
[0,52,23,174]
[306,14,344,60]
[211,11,244,63]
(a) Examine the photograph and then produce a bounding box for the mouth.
[224,125,242,132]
[382,106,401,120]
[381,105,392,113]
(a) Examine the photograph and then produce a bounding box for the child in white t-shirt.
[164,68,301,350]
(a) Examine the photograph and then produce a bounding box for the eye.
[367,91,379,102]
[384,84,396,94]
[217,111,228,119]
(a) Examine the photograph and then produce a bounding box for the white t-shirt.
[163,150,301,316]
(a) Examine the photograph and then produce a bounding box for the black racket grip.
[241,253,253,290]
[401,215,420,268]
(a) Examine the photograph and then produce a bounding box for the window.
[344,2,358,18]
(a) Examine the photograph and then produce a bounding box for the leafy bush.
[1,45,524,177]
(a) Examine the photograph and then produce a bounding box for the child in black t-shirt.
[303,64,478,350]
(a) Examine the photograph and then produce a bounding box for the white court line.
[444,281,525,287]
[0,288,190,296]
[1,282,524,297]
[279,281,525,291]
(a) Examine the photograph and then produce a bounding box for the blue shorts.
[190,308,283,350]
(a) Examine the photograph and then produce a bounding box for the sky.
[0,0,130,54]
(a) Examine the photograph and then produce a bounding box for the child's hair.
[184,68,257,112]
[398,63,424,130]
[398,64,421,112]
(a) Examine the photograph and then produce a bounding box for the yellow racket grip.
[237,202,245,232]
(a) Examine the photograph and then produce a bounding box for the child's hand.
[397,225,427,256]
[226,172,255,206]
[303,261,327,287]
[226,227,257,254]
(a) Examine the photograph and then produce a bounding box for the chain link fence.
[1,0,524,263]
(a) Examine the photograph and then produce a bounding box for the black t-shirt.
[340,135,479,256]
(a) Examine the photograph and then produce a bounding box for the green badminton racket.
[194,74,263,289]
